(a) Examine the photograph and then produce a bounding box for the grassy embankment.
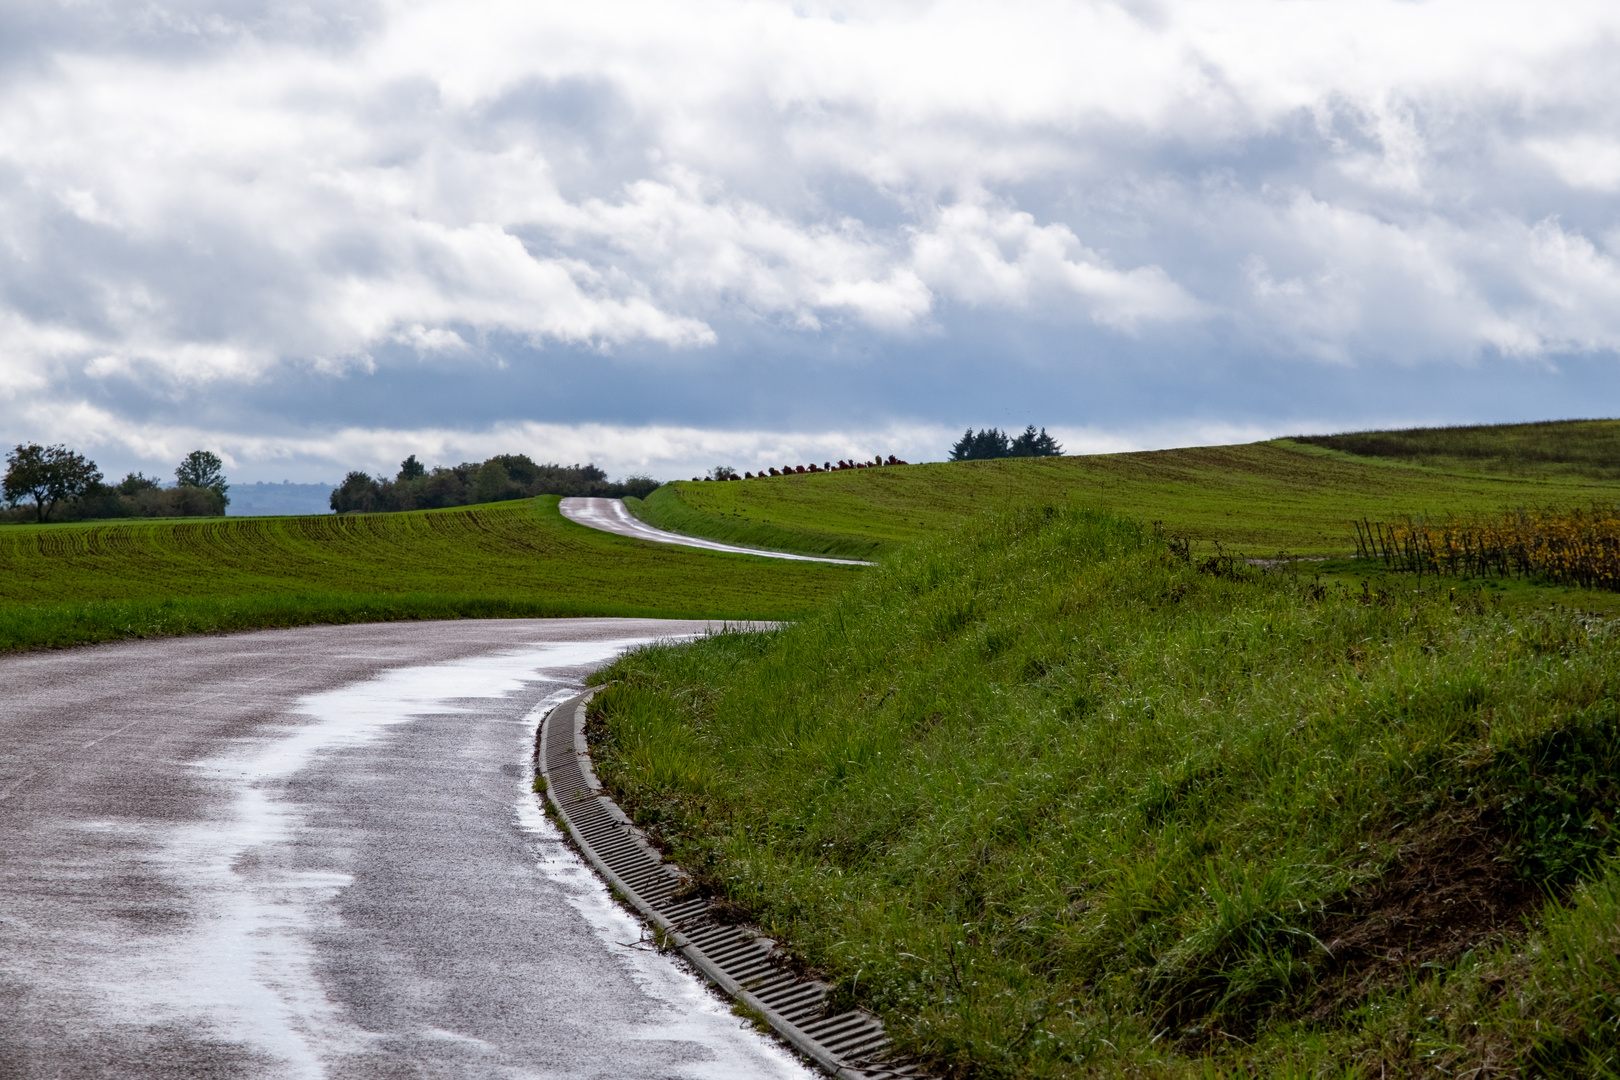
[632,425,1620,560]
[0,496,857,651]
[588,507,1620,1079]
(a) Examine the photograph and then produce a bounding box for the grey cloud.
[1,0,1619,483]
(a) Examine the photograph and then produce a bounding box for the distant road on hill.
[0,621,814,1080]
[560,495,872,565]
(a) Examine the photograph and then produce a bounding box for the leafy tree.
[116,472,161,495]
[330,471,382,513]
[491,454,540,489]
[620,474,660,499]
[3,443,103,522]
[328,455,661,512]
[1009,425,1063,457]
[175,450,230,508]
[471,459,515,504]
[708,465,738,480]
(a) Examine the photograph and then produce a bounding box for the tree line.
[2,445,230,523]
[330,455,659,513]
[949,425,1063,460]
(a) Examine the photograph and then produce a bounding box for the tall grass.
[588,507,1620,1078]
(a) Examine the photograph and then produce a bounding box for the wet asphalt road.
[0,620,815,1080]
[557,498,870,565]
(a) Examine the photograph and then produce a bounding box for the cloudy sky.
[3,0,1620,484]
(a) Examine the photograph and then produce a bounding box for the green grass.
[587,507,1620,1079]
[1295,417,1620,480]
[634,434,1620,559]
[0,496,859,650]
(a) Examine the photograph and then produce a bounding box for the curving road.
[559,497,871,565]
[0,620,816,1080]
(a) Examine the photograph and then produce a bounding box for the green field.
[1296,417,1620,480]
[588,507,1620,1079]
[634,430,1620,560]
[0,496,858,650]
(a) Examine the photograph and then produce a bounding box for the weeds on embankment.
[1356,508,1620,591]
[587,507,1620,1078]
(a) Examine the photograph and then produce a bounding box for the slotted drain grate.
[537,691,924,1080]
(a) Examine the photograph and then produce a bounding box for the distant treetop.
[329,455,660,514]
[950,425,1063,461]
[176,450,230,508]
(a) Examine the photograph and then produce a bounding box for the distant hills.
[225,481,333,517]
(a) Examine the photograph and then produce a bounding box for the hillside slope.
[1296,417,1620,479]
[636,433,1620,558]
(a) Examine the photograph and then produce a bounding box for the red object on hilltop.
[722,454,909,479]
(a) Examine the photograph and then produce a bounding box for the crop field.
[588,506,1620,1079]
[0,496,858,650]
[635,431,1620,561]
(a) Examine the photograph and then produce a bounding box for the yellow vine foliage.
[1354,507,1620,591]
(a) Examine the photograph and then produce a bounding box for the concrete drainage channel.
[537,690,924,1080]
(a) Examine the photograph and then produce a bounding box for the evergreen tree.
[1010,425,1064,457]
[952,425,1061,461]
[949,427,1012,460]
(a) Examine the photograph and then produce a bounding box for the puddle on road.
[78,634,813,1080]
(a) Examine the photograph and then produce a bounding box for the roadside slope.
[635,437,1620,558]
[588,506,1620,1079]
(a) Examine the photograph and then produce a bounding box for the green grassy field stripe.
[0,495,860,652]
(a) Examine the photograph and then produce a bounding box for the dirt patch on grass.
[1306,810,1542,1021]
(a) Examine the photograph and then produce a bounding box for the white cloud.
[2,0,1620,461]
[1529,137,1620,193]
[910,196,1204,327]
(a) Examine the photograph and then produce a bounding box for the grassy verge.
[586,507,1620,1078]
[645,438,1620,559]
[0,496,859,650]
